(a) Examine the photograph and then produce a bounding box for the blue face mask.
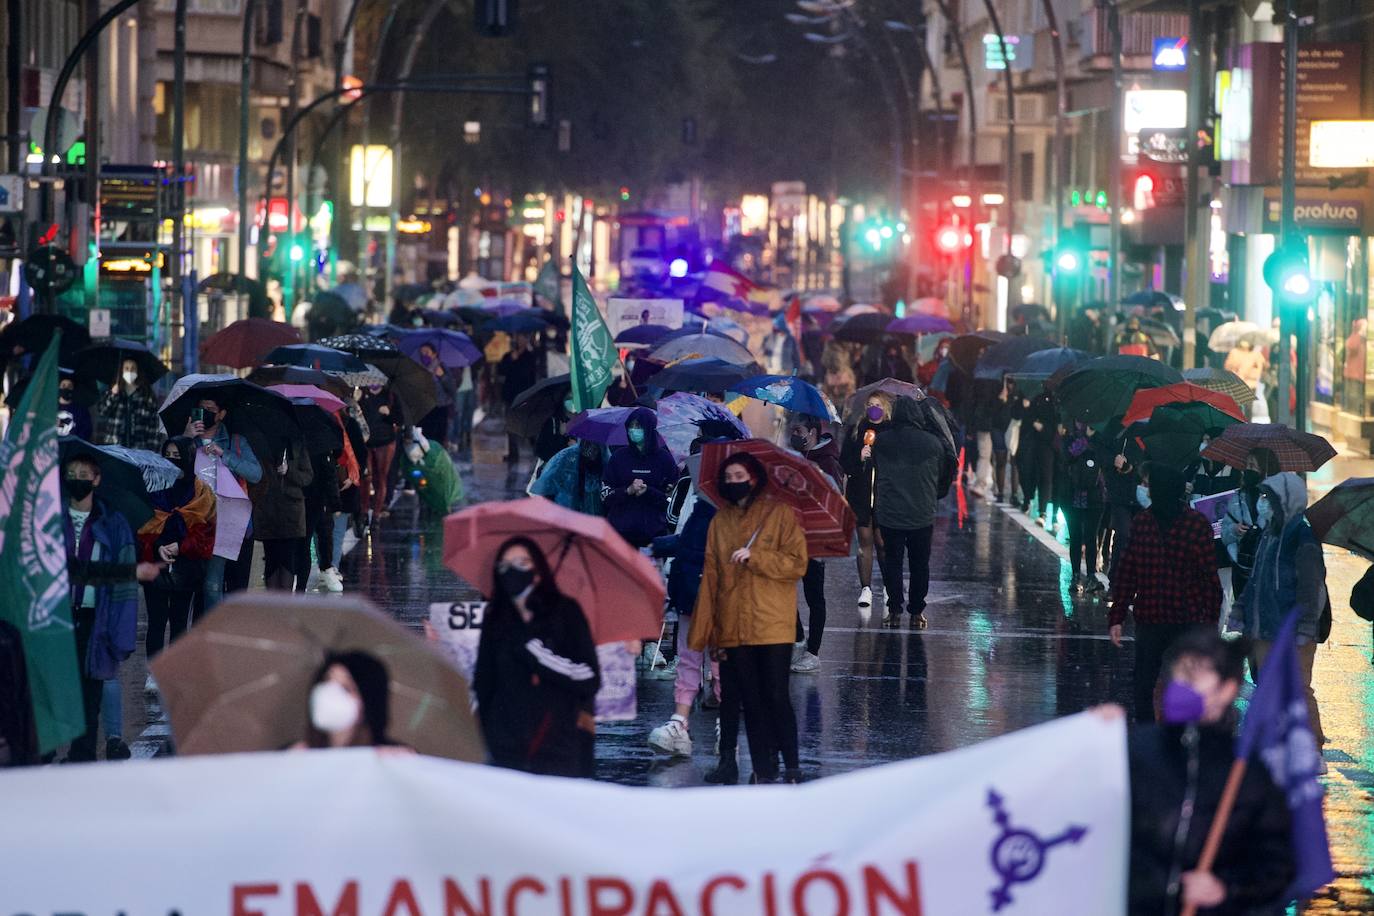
[627,427,646,445]
[1136,484,1151,509]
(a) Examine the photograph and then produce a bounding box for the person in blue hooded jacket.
[531,439,607,516]
[601,406,679,548]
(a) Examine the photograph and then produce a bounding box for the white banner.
[607,298,685,338]
[0,712,1127,915]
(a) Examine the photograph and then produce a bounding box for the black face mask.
[789,433,810,452]
[720,481,752,504]
[1242,468,1262,488]
[64,478,94,501]
[58,389,74,404]
[497,566,535,599]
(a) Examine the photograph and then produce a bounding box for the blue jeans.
[204,555,226,610]
[331,512,348,567]
[101,677,122,740]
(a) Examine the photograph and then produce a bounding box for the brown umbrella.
[150,593,485,762]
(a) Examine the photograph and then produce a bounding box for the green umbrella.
[1139,402,1242,469]
[1055,355,1182,425]
[1307,478,1374,560]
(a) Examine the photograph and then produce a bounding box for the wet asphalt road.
[112,418,1374,911]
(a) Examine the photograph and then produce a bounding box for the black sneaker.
[747,771,778,785]
[105,737,131,760]
[703,760,739,785]
[783,768,804,784]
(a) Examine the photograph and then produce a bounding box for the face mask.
[497,565,535,599]
[64,478,94,501]
[627,427,646,445]
[1242,468,1262,488]
[789,433,810,452]
[122,370,138,387]
[309,681,361,734]
[367,385,383,396]
[1256,496,1274,529]
[866,405,884,423]
[1161,680,1206,724]
[720,480,752,504]
[580,446,601,466]
[58,388,73,403]
[1135,484,1151,509]
[420,353,435,368]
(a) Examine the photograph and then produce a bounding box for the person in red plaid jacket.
[1108,464,1222,722]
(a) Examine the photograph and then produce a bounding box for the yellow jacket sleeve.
[746,502,809,581]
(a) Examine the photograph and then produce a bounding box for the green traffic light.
[1281,272,1312,297]
[288,242,305,263]
[1056,250,1081,272]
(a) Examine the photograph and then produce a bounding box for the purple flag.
[1235,607,1335,900]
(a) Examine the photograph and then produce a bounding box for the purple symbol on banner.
[986,788,1088,911]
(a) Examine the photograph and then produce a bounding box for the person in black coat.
[1125,628,1295,916]
[472,536,601,777]
[500,336,541,463]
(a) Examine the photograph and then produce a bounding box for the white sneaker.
[1034,515,1046,528]
[791,641,806,665]
[319,567,344,593]
[791,652,820,673]
[648,715,693,756]
[857,586,872,607]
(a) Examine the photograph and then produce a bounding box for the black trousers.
[1133,622,1207,723]
[1064,507,1100,577]
[143,585,194,659]
[879,525,934,616]
[794,559,827,655]
[1015,446,1039,510]
[223,534,254,595]
[1106,505,1134,581]
[717,650,743,760]
[262,538,300,591]
[67,607,103,762]
[725,643,798,779]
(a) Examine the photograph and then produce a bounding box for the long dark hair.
[487,536,564,629]
[717,452,768,505]
[305,651,392,748]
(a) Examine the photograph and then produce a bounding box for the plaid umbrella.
[1201,423,1336,472]
[697,438,856,558]
[1306,477,1374,559]
[1183,367,1257,407]
[1054,355,1182,425]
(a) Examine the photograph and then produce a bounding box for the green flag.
[533,258,564,317]
[0,335,83,754]
[569,264,616,412]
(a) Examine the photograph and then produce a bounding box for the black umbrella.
[508,374,572,438]
[316,333,399,358]
[262,343,367,373]
[488,312,551,335]
[394,282,432,304]
[199,272,272,319]
[245,365,352,401]
[286,399,343,455]
[367,353,438,425]
[0,315,91,364]
[158,378,298,449]
[1054,355,1183,425]
[831,312,893,344]
[947,331,1010,375]
[71,339,169,386]
[974,336,1057,380]
[58,437,157,530]
[1012,303,1052,324]
[6,366,98,409]
[646,357,758,395]
[308,291,356,326]
[1138,317,1182,350]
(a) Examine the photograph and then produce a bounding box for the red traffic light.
[934,224,971,255]
[1132,173,1156,210]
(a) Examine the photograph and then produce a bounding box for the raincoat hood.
[625,406,659,440]
[1260,471,1308,528]
[890,396,923,427]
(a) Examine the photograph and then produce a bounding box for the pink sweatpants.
[674,618,722,707]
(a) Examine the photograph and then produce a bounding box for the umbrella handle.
[554,533,576,574]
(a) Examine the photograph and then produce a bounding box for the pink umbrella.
[266,383,345,414]
[443,497,665,644]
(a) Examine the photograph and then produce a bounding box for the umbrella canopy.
[654,392,750,459]
[303,291,356,331]
[1121,382,1245,428]
[840,303,880,317]
[266,384,345,413]
[647,357,757,394]
[1306,478,1374,560]
[1208,320,1261,353]
[697,438,855,558]
[443,497,665,644]
[151,593,484,760]
[367,353,438,425]
[565,407,673,459]
[158,373,238,423]
[262,343,367,373]
[1006,347,1092,382]
[1122,289,1181,310]
[200,318,301,368]
[728,374,837,421]
[246,365,352,400]
[844,378,924,424]
[800,293,842,312]
[480,300,531,319]
[420,308,459,328]
[1182,367,1257,407]
[706,316,750,345]
[507,374,571,438]
[648,331,756,367]
[58,437,161,529]
[0,315,90,363]
[832,311,894,344]
[1201,423,1336,472]
[1054,355,1183,425]
[198,273,273,318]
[886,313,955,336]
[614,324,674,347]
[974,336,1057,380]
[7,366,98,409]
[71,338,168,385]
[487,311,550,335]
[1137,317,1182,350]
[1012,303,1052,323]
[947,331,1010,375]
[314,333,399,359]
[282,399,344,455]
[328,363,389,390]
[1140,402,1246,468]
[397,328,482,369]
[159,377,297,448]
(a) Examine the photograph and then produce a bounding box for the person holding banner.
[689,452,808,784]
[472,536,601,777]
[1125,628,1296,915]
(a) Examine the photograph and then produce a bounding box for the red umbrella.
[1201,423,1336,472]
[698,438,856,558]
[200,318,301,368]
[1121,382,1245,428]
[442,497,664,644]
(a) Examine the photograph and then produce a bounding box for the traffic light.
[1263,238,1316,305]
[1055,249,1081,273]
[288,240,306,263]
[934,223,971,256]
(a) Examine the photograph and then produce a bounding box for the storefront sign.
[1264,196,1366,234]
[1123,89,1188,134]
[983,33,1020,70]
[1309,120,1374,168]
[1153,37,1188,71]
[0,712,1130,915]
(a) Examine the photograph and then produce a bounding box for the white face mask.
[1136,484,1152,509]
[309,681,361,735]
[122,370,138,387]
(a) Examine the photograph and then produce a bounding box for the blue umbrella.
[973,336,1058,380]
[728,374,838,421]
[614,324,674,347]
[887,314,955,335]
[488,312,551,335]
[261,343,367,373]
[647,357,756,394]
[398,328,482,369]
[1012,347,1093,378]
